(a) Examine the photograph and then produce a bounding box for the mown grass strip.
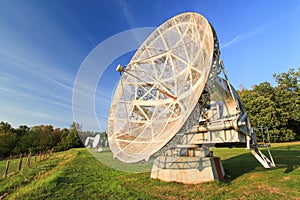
[0,150,76,199]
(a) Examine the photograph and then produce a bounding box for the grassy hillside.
[0,143,299,199]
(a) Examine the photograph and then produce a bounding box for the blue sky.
[0,0,299,131]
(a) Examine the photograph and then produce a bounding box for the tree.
[51,128,61,146]
[56,128,69,151]
[239,86,280,141]
[31,125,56,151]
[0,131,17,158]
[0,121,12,133]
[57,122,83,151]
[273,68,300,140]
[239,68,300,142]
[15,129,38,154]
[0,122,18,157]
[70,121,82,131]
[66,128,82,148]
[273,68,299,92]
[15,125,29,137]
[0,121,85,159]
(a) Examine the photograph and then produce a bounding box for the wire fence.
[1,149,54,178]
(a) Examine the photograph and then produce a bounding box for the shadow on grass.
[221,146,300,182]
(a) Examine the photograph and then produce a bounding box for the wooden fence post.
[3,160,10,178]
[18,154,23,171]
[27,153,31,168]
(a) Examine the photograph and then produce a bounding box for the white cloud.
[0,85,71,110]
[118,0,135,28]
[32,112,55,119]
[46,76,73,91]
[220,25,265,50]
[220,35,240,49]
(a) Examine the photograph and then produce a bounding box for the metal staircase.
[250,126,276,168]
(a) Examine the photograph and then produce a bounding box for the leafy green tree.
[66,128,82,148]
[68,122,83,148]
[273,68,299,92]
[14,125,29,137]
[273,68,300,140]
[239,85,280,141]
[0,131,17,158]
[51,128,61,146]
[56,128,69,151]
[70,121,82,131]
[14,125,58,153]
[15,129,38,153]
[0,121,85,158]
[57,122,83,151]
[239,68,300,142]
[69,122,84,147]
[0,121,12,133]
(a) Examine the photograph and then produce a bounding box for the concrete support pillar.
[151,156,224,184]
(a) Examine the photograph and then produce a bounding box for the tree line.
[0,122,87,159]
[238,68,300,142]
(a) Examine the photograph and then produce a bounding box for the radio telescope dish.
[108,12,215,163]
[92,134,101,148]
[84,134,101,149]
[85,137,91,147]
[107,12,275,183]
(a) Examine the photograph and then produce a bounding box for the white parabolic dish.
[92,134,100,148]
[107,12,215,163]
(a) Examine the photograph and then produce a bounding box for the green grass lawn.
[0,142,299,199]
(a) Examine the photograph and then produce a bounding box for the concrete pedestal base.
[150,156,224,184]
